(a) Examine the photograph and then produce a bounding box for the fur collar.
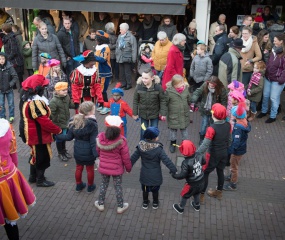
[96,136,123,151]
[138,140,162,152]
[136,75,160,85]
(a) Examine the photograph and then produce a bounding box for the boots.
[142,192,149,209]
[62,141,72,159]
[169,140,176,153]
[36,169,55,187]
[28,164,37,183]
[248,112,256,121]
[207,188,222,200]
[200,193,205,204]
[199,134,205,145]
[56,142,68,161]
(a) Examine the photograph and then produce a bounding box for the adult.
[33,16,55,35]
[1,23,24,88]
[262,6,275,26]
[162,33,186,91]
[57,18,80,78]
[115,23,137,90]
[257,33,285,123]
[90,12,110,32]
[73,11,88,52]
[211,25,229,75]
[267,20,285,44]
[0,9,14,29]
[228,26,239,45]
[126,14,143,42]
[158,15,177,41]
[141,14,159,42]
[12,24,23,53]
[57,11,79,37]
[240,26,262,85]
[208,14,227,54]
[239,15,253,33]
[218,38,244,88]
[32,22,66,72]
[152,31,173,79]
[257,29,272,63]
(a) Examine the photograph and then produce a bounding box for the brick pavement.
[1,82,285,240]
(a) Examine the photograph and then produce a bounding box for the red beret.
[211,103,227,120]
[179,140,196,156]
[22,74,49,91]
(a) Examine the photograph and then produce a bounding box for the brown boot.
[248,112,256,121]
[207,188,222,200]
[200,193,205,204]
[246,111,251,120]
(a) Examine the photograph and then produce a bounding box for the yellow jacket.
[152,39,173,71]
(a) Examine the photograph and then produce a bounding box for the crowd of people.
[0,7,285,239]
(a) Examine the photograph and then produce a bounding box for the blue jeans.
[140,117,159,140]
[261,78,285,118]
[200,115,212,136]
[250,101,257,113]
[0,91,14,119]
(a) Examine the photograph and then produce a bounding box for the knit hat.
[39,53,52,59]
[179,140,196,157]
[54,82,68,91]
[111,83,124,96]
[230,90,245,102]
[211,103,227,120]
[197,40,205,45]
[22,74,49,91]
[105,115,124,127]
[0,52,6,58]
[143,127,160,140]
[231,102,247,119]
[189,19,197,29]
[81,50,97,64]
[96,30,109,38]
[48,59,60,67]
[228,80,244,92]
[0,118,10,138]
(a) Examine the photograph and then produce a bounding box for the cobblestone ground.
[1,81,285,240]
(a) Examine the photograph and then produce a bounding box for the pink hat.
[228,80,244,92]
[230,90,245,102]
[48,59,60,67]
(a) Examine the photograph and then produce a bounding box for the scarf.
[273,46,283,55]
[204,87,215,111]
[176,44,185,52]
[119,34,126,49]
[248,72,261,89]
[241,36,253,53]
[175,85,185,93]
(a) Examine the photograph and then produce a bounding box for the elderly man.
[239,15,253,33]
[33,16,55,35]
[208,14,227,54]
[115,23,137,90]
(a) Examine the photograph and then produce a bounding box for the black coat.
[211,32,229,65]
[0,61,18,93]
[57,27,80,58]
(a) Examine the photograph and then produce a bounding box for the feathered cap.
[22,74,49,91]
[231,102,247,119]
[228,80,245,92]
[48,59,60,67]
[111,83,124,96]
[179,140,196,157]
[230,90,245,102]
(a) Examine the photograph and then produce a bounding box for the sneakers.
[173,203,184,214]
[76,182,86,192]
[142,200,150,209]
[9,117,14,123]
[191,201,200,212]
[87,184,96,193]
[223,183,237,191]
[96,106,103,112]
[152,201,159,209]
[100,107,111,115]
[94,201,105,211]
[117,203,129,214]
[58,153,68,162]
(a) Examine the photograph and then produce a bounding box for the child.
[246,61,265,121]
[45,59,68,100]
[0,119,36,240]
[94,115,132,214]
[140,44,155,75]
[228,90,246,128]
[102,83,138,136]
[133,68,166,140]
[37,52,51,77]
[191,76,227,145]
[190,43,213,92]
[172,140,206,214]
[197,103,231,202]
[83,28,97,51]
[223,103,251,190]
[22,41,33,76]
[131,127,177,209]
[165,74,191,153]
[0,52,18,123]
[56,101,98,193]
[227,80,245,119]
[49,82,75,161]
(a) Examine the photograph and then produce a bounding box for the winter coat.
[32,33,66,70]
[94,44,112,78]
[162,45,184,91]
[133,75,166,119]
[126,19,143,40]
[14,30,23,54]
[36,18,55,35]
[22,41,32,70]
[45,70,68,100]
[211,32,229,66]
[0,62,18,93]
[158,22,177,41]
[57,19,79,40]
[208,21,228,54]
[172,153,205,184]
[190,53,213,83]
[265,50,285,84]
[165,83,191,129]
[57,27,80,58]
[56,118,98,165]
[83,35,97,52]
[49,93,74,129]
[115,31,137,64]
[191,82,228,116]
[152,38,172,71]
[131,140,177,186]
[229,121,251,156]
[106,31,117,60]
[141,18,159,41]
[240,36,262,73]
[259,43,271,63]
[96,132,132,176]
[246,75,264,103]
[268,24,284,44]
[182,27,198,60]
[218,47,243,88]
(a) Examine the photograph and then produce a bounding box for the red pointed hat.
[211,103,227,120]
[179,140,196,156]
[22,74,49,91]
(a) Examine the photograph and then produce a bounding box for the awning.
[1,0,188,15]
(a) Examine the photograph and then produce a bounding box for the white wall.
[195,0,211,44]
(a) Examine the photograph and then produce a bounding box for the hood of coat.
[165,80,189,90]
[72,118,97,138]
[138,140,162,152]
[136,75,160,85]
[268,24,284,32]
[96,132,123,151]
[22,40,30,48]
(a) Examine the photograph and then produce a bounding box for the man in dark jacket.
[57,18,80,79]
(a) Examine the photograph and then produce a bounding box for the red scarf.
[248,72,261,90]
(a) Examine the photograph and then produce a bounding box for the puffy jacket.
[32,33,66,70]
[96,132,132,176]
[0,61,18,93]
[158,22,177,41]
[229,121,251,155]
[131,140,177,186]
[115,31,137,63]
[57,27,80,58]
[182,27,198,60]
[152,38,172,71]
[190,53,213,83]
[22,41,32,69]
[265,50,285,84]
[211,32,229,66]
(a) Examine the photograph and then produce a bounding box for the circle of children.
[1,15,285,239]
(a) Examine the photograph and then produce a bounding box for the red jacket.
[162,45,184,90]
[23,100,62,145]
[96,133,132,176]
[103,98,133,118]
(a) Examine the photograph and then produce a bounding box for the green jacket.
[22,41,32,70]
[165,82,191,129]
[191,82,228,116]
[246,75,264,103]
[133,75,166,119]
[49,93,75,129]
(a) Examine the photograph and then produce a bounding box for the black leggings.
[4,223,19,240]
[202,167,225,192]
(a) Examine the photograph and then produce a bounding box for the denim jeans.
[0,91,14,119]
[250,101,257,113]
[140,117,159,140]
[200,115,212,136]
[261,78,285,118]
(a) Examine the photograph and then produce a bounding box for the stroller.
[137,40,155,75]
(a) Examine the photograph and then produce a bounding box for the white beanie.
[105,115,123,127]
[0,119,10,137]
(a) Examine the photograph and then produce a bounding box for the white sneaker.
[94,201,104,211]
[100,107,111,115]
[117,203,129,214]
[96,106,103,112]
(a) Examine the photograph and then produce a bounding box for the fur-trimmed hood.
[96,132,123,151]
[136,75,160,85]
[138,140,162,152]
[165,80,189,89]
